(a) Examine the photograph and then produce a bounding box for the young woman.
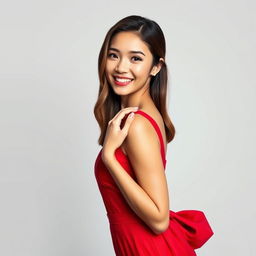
[94,15,214,256]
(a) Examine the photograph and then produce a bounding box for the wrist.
[101,148,115,165]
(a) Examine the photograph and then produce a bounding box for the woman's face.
[105,31,158,96]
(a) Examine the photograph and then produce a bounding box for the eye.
[132,56,142,62]
[107,53,142,62]
[108,53,117,58]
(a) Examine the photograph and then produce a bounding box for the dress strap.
[134,110,167,168]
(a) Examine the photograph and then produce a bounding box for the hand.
[102,107,138,163]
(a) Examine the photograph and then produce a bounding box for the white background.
[1,0,255,255]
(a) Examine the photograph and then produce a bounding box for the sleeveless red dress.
[94,110,214,256]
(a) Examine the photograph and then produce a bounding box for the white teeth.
[115,77,133,82]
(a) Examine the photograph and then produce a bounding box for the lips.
[113,75,134,80]
[113,76,134,86]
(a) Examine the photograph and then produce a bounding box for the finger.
[111,107,138,126]
[121,111,135,134]
[108,108,135,126]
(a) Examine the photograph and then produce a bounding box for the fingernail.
[129,112,135,118]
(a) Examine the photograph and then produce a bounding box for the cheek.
[105,60,116,72]
[105,64,113,83]
[105,65,115,82]
[133,65,150,77]
[105,63,111,74]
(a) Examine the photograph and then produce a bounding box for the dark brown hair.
[94,15,175,146]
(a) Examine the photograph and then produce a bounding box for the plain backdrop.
[1,0,255,255]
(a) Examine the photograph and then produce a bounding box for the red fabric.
[94,110,214,255]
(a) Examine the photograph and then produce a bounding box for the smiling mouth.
[113,76,134,82]
[113,76,134,86]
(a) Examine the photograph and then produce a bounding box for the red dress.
[94,110,214,256]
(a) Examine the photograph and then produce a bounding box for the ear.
[150,58,165,76]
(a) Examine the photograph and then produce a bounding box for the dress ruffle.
[169,209,214,249]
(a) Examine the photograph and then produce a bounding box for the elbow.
[152,218,170,235]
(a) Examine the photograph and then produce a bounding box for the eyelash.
[108,53,142,62]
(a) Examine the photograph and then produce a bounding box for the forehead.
[109,31,150,54]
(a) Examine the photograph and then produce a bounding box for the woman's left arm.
[102,114,170,235]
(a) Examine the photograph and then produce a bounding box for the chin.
[113,89,131,96]
[111,82,131,91]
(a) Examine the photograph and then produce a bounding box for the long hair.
[94,15,176,146]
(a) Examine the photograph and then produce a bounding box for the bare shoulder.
[122,109,166,155]
[126,112,159,149]
[129,112,153,136]
[124,112,164,172]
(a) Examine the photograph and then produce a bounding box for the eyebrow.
[108,47,146,56]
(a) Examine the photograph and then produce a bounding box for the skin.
[101,31,169,235]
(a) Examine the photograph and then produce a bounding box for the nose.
[115,58,129,73]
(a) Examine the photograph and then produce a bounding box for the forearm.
[103,153,165,233]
